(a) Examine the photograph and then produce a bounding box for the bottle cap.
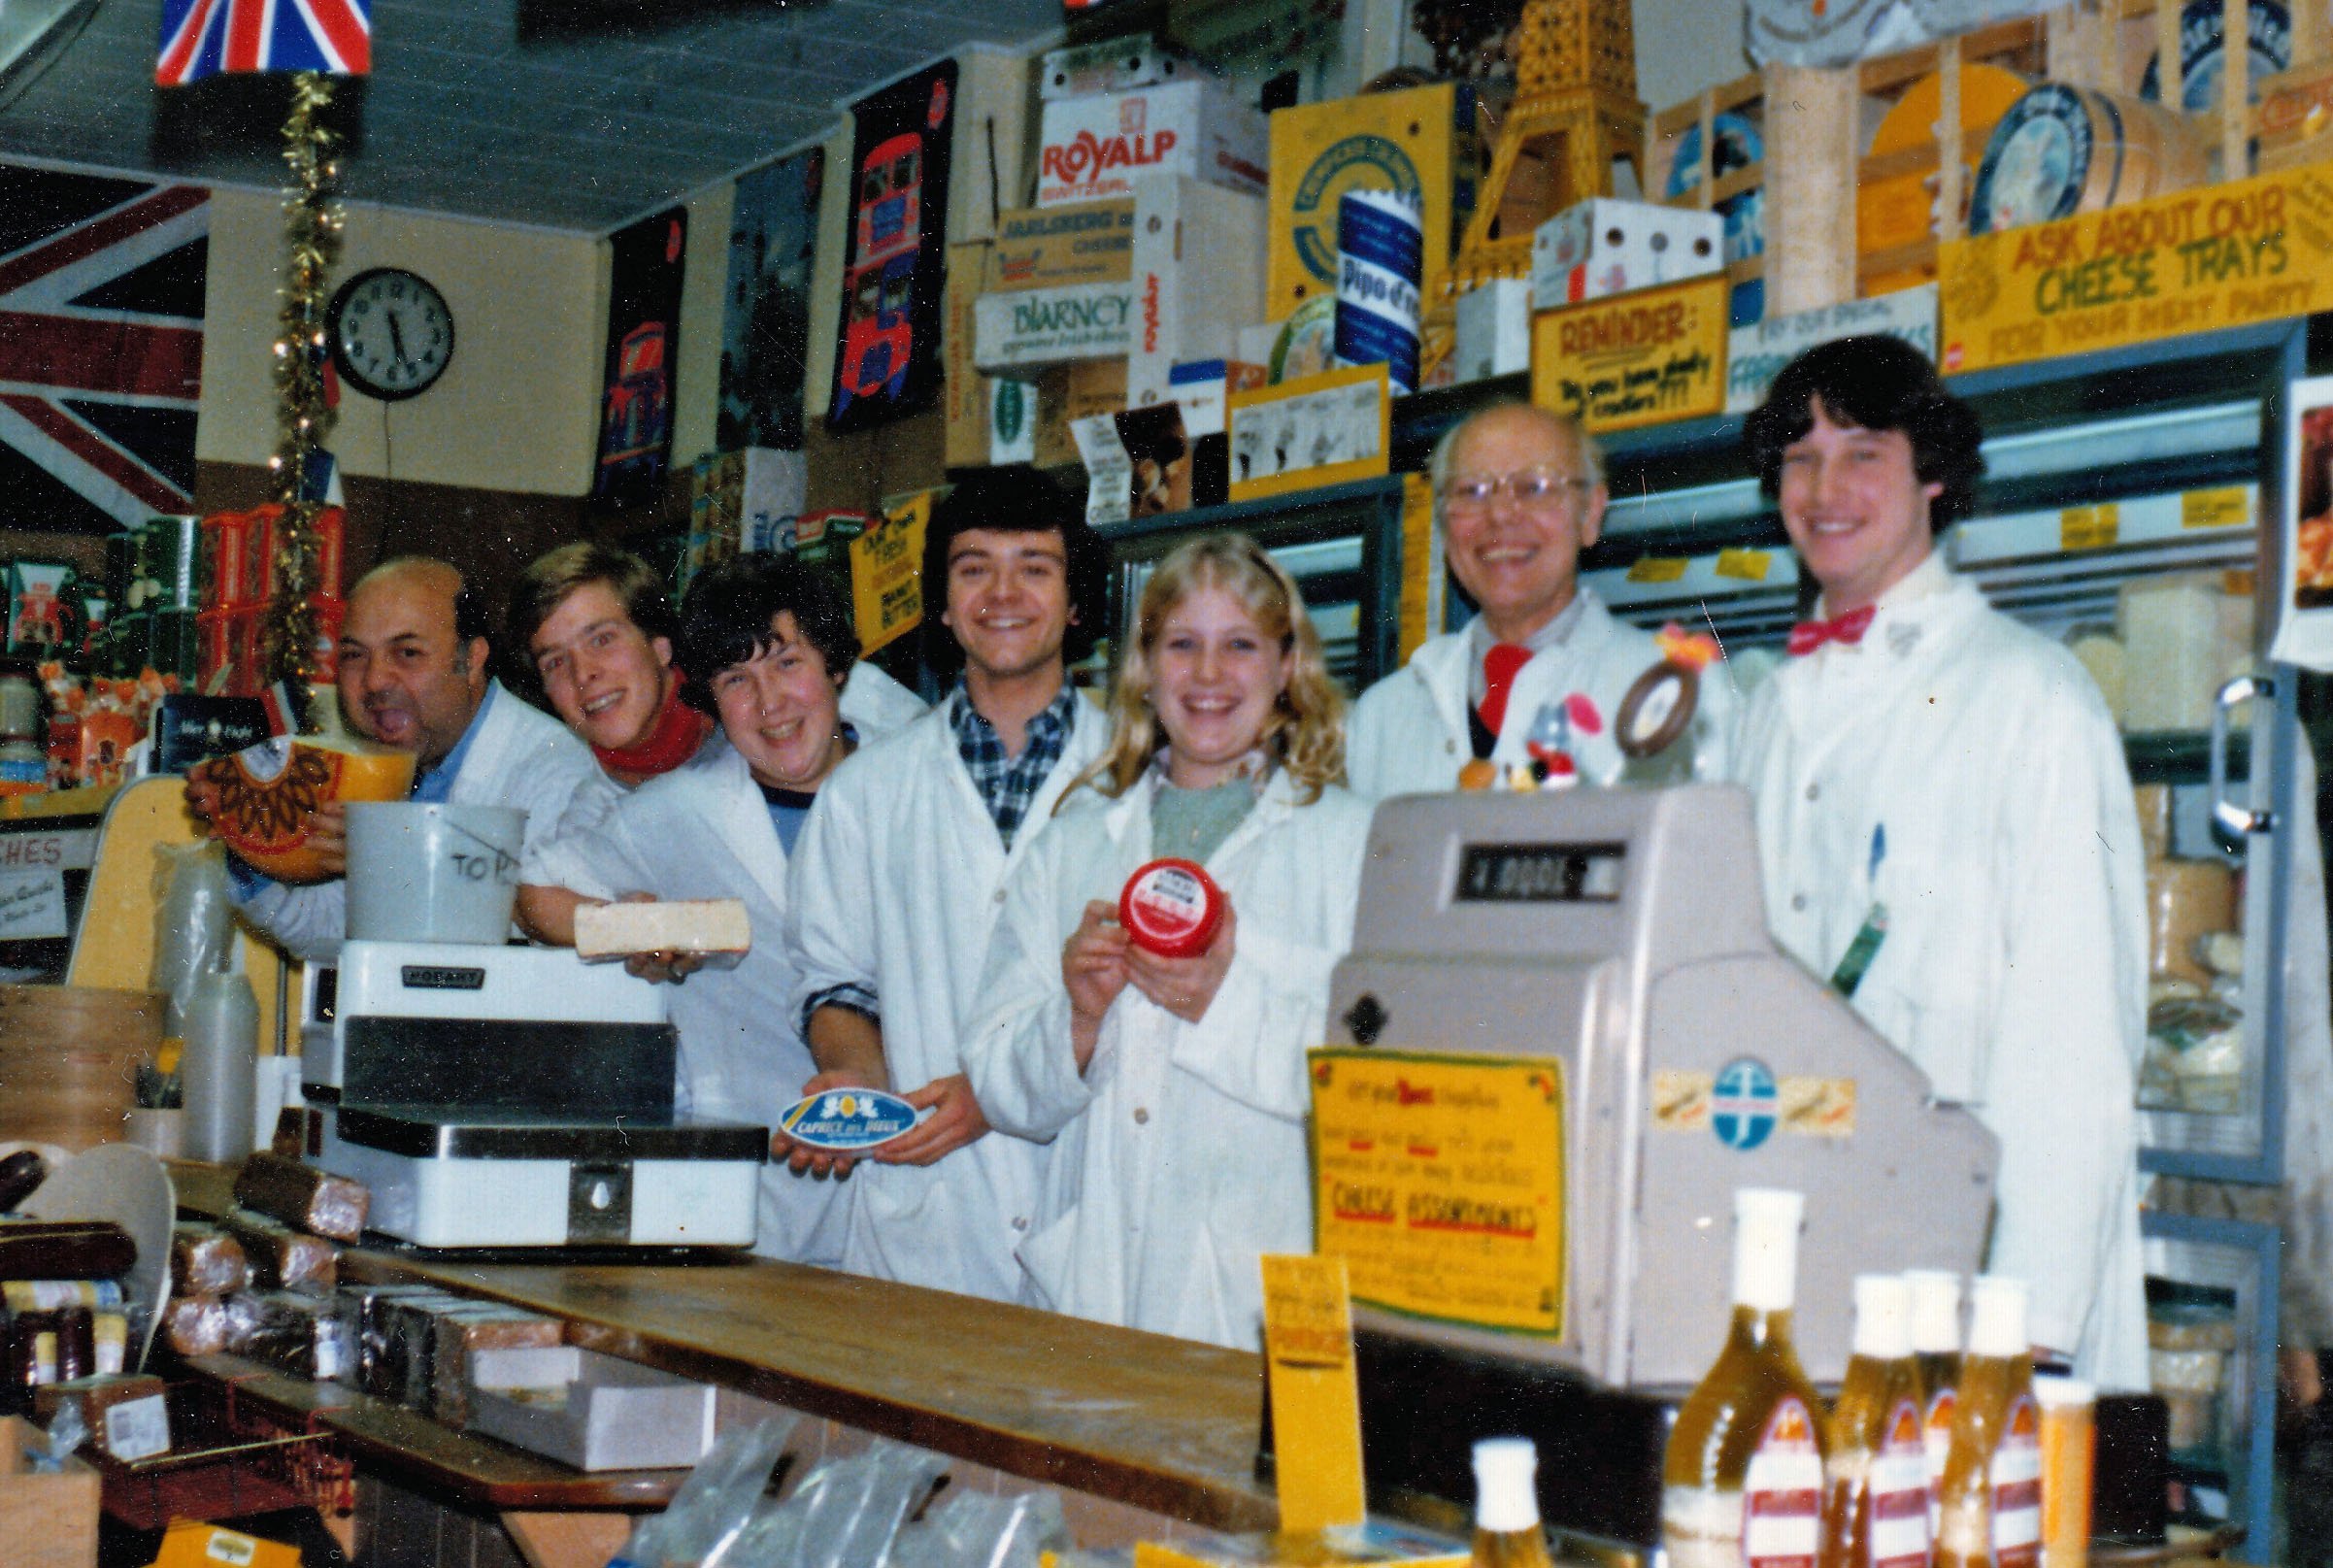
[1732,1187,1804,1314]
[1472,1436,1542,1533]
[2031,1374,2095,1410]
[1120,858,1224,958]
[1904,1269,1963,1354]
[1968,1274,2029,1358]
[1852,1273,1914,1359]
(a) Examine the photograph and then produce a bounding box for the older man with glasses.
[1348,401,1735,796]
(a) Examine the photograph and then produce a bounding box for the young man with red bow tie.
[1733,334,2149,1390]
[1347,402,1734,794]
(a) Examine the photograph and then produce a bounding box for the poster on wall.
[826,58,957,435]
[0,163,208,534]
[593,206,687,509]
[719,146,823,452]
[2273,374,2333,670]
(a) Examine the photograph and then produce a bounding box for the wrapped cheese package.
[170,1224,251,1297]
[163,1293,231,1357]
[430,1306,564,1429]
[233,1151,369,1242]
[32,1374,171,1461]
[222,1210,338,1292]
[223,1290,355,1383]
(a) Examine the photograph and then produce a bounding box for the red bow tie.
[1787,604,1877,657]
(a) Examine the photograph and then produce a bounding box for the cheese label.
[106,1392,172,1461]
[1744,1397,1823,1568]
[777,1088,924,1151]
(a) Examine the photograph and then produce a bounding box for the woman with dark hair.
[959,533,1371,1351]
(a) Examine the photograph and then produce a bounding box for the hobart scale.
[1303,785,2162,1558]
[298,941,765,1250]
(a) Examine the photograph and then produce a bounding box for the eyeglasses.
[1437,468,1594,512]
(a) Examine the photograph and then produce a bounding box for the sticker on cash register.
[778,1088,926,1151]
[1711,1055,1779,1151]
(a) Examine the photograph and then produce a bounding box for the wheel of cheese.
[1971,84,2207,235]
[1857,63,2031,294]
[2140,0,2291,112]
[1120,858,1224,958]
[209,738,415,884]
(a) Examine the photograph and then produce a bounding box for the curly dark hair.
[674,553,858,716]
[1742,335,1986,532]
[917,465,1109,675]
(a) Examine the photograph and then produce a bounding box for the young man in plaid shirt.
[781,467,1112,1300]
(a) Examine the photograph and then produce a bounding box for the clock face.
[328,268,454,401]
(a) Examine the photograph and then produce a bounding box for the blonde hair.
[1072,533,1346,805]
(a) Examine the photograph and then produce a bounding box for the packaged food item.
[233,1151,369,1242]
[574,898,751,962]
[222,1289,355,1382]
[220,1210,339,1292]
[170,1223,251,1297]
[1469,1437,1553,1567]
[1935,1276,2041,1568]
[1820,1275,1929,1568]
[1120,858,1224,957]
[348,1285,469,1400]
[163,1293,231,1357]
[0,1220,137,1281]
[428,1305,563,1430]
[1661,1187,1826,1568]
[2032,1376,2094,1568]
[32,1373,171,1460]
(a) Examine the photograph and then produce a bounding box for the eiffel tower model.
[1421,0,1646,380]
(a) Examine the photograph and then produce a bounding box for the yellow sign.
[1227,363,1392,503]
[2060,504,2120,551]
[1940,168,2333,375]
[850,493,929,656]
[2184,486,2251,530]
[1396,473,1437,664]
[1310,1051,1566,1337]
[1626,556,1689,584]
[1531,276,1729,433]
[1715,548,1772,582]
[1259,1254,1367,1535]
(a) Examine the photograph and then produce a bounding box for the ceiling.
[0,0,1064,232]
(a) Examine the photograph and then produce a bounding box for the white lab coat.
[526,742,845,1266]
[1346,588,1737,797]
[1729,556,2150,1389]
[961,769,1374,1350]
[235,682,617,963]
[838,662,931,738]
[783,696,1109,1300]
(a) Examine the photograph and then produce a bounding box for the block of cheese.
[0,1220,136,1282]
[574,898,751,961]
[170,1224,250,1297]
[233,1151,368,1242]
[221,1210,338,1292]
[429,1306,564,1430]
[33,1374,171,1460]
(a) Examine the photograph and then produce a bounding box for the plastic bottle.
[1470,1437,1554,1568]
[1907,1268,1965,1538]
[1821,1274,1930,1568]
[1662,1187,1826,1568]
[1935,1275,2041,1568]
[181,968,258,1162]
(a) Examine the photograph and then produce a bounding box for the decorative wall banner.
[593,207,687,509]
[719,146,824,453]
[827,58,958,434]
[0,164,208,535]
[1939,167,2333,376]
[1530,276,1730,433]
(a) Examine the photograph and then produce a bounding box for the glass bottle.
[1936,1275,2041,1568]
[1821,1274,1930,1568]
[1907,1268,1964,1539]
[1662,1187,1826,1568]
[1469,1436,1555,1568]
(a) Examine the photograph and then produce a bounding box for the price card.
[0,867,67,941]
[1716,548,1773,582]
[2183,486,2250,530]
[1626,556,1689,584]
[2060,504,2120,551]
[1259,1254,1366,1535]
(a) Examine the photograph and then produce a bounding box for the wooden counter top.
[170,1160,1278,1530]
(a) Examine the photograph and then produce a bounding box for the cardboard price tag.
[1259,1254,1366,1535]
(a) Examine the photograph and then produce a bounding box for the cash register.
[1307,785,2161,1555]
[299,940,767,1250]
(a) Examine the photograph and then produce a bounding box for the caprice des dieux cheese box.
[1266,82,1478,318]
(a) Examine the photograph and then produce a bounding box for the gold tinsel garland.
[264,70,346,714]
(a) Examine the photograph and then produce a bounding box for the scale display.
[1454,842,1627,904]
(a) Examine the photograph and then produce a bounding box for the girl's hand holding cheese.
[1125,895,1235,1023]
[1063,900,1132,1068]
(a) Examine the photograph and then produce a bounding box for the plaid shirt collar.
[950,679,1080,850]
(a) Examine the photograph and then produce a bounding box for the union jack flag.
[155,0,372,85]
[0,164,209,534]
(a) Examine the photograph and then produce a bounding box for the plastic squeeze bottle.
[1662,1187,1827,1568]
[1935,1275,2042,1568]
[1821,1274,1931,1568]
[1907,1268,1965,1539]
[1469,1437,1555,1568]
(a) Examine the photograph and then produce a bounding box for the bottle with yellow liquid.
[1821,1274,1931,1568]
[1469,1437,1554,1568]
[1935,1275,2042,1568]
[1662,1187,1827,1568]
[1907,1269,1965,1539]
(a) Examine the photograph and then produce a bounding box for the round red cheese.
[1119,858,1224,958]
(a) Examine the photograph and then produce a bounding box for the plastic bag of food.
[611,1415,796,1568]
[885,1487,1067,1568]
[723,1438,948,1568]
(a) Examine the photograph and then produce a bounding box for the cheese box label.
[778,1087,925,1151]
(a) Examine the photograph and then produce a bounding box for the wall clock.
[327,268,454,401]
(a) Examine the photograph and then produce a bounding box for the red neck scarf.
[593,682,712,784]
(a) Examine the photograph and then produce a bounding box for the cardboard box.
[943,241,992,469]
[1033,358,1130,469]
[1453,278,1533,384]
[985,200,1136,292]
[0,1416,99,1568]
[1127,176,1267,409]
[1164,358,1266,438]
[946,45,1038,247]
[1037,81,1267,208]
[976,281,1139,370]
[1266,82,1478,318]
[150,1521,299,1568]
[1041,33,1193,100]
[467,1345,719,1471]
[1530,198,1724,310]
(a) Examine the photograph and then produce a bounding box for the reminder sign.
[849,493,928,656]
[1531,275,1728,433]
[1309,1050,1566,1337]
[1940,167,2333,375]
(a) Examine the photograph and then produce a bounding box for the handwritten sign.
[1531,276,1728,433]
[1258,1254,1366,1534]
[0,868,68,940]
[1309,1050,1566,1337]
[1940,167,2333,375]
[850,492,929,656]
